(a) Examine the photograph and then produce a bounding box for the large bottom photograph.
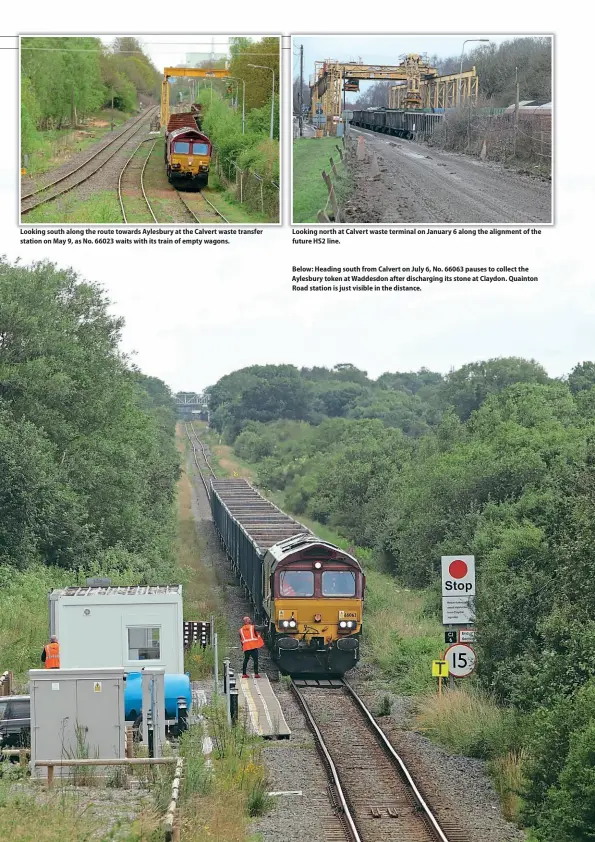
[1,257,591,842]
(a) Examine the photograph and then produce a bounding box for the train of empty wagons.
[211,478,365,676]
[164,103,212,188]
[350,107,443,139]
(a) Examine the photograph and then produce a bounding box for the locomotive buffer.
[238,674,291,739]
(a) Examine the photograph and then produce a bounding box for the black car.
[0,696,31,752]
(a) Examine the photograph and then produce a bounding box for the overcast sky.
[293,35,532,103]
[106,35,232,73]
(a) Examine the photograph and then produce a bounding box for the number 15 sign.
[444,643,476,677]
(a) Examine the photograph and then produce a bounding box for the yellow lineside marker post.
[432,658,449,695]
[21,168,26,175]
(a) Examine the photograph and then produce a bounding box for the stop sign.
[442,555,475,596]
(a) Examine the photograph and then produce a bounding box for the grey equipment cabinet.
[29,668,126,777]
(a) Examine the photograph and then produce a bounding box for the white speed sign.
[444,643,476,677]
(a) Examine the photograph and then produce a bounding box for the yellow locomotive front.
[165,127,211,188]
[263,538,365,675]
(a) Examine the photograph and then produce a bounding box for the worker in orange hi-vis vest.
[239,616,265,678]
[41,635,60,669]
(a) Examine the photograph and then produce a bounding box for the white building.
[48,585,184,674]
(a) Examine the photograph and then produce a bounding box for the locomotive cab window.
[173,141,191,154]
[280,570,314,597]
[322,570,356,597]
[192,142,209,155]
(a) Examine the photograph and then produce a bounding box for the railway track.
[177,191,229,224]
[292,678,465,842]
[184,422,216,497]
[118,138,158,223]
[21,106,159,216]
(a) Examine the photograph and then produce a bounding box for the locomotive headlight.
[288,619,297,629]
[339,621,348,629]
[314,562,322,569]
[282,620,290,628]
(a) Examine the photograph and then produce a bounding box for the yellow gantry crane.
[310,55,438,122]
[160,67,230,128]
[310,54,479,123]
[389,67,478,110]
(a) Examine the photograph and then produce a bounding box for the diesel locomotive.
[211,479,365,676]
[164,107,211,188]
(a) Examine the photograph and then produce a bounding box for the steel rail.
[184,421,215,498]
[343,679,451,842]
[174,193,202,224]
[21,107,157,200]
[189,422,216,477]
[290,679,362,842]
[175,191,229,225]
[139,139,159,220]
[292,678,452,842]
[196,191,229,223]
[21,106,159,215]
[118,138,158,223]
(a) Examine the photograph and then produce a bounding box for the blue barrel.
[124,672,191,721]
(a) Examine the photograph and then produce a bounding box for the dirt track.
[344,126,552,224]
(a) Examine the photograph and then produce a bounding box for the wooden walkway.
[237,675,291,739]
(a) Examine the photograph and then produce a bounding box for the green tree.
[0,258,179,568]
[440,356,551,420]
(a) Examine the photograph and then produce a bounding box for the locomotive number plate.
[339,611,358,619]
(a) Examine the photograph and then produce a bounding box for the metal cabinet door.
[75,679,124,759]
[31,678,78,773]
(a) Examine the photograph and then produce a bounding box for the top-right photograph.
[292,35,552,225]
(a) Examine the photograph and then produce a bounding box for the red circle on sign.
[449,559,468,579]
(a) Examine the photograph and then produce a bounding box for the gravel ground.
[348,672,526,842]
[21,108,155,195]
[5,775,153,838]
[185,444,526,842]
[343,126,551,224]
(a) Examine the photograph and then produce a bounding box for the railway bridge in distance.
[175,392,209,420]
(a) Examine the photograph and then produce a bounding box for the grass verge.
[179,700,270,842]
[176,427,230,678]
[292,136,347,223]
[204,172,271,224]
[415,686,517,759]
[0,763,161,841]
[24,189,122,224]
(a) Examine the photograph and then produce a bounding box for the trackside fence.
[316,135,347,222]
[427,108,551,175]
[211,147,279,221]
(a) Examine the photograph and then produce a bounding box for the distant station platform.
[238,675,291,739]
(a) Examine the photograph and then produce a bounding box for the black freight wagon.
[351,108,443,139]
[210,479,310,617]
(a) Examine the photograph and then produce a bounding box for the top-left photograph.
[19,35,281,224]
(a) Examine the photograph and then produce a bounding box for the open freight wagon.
[210,479,364,675]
